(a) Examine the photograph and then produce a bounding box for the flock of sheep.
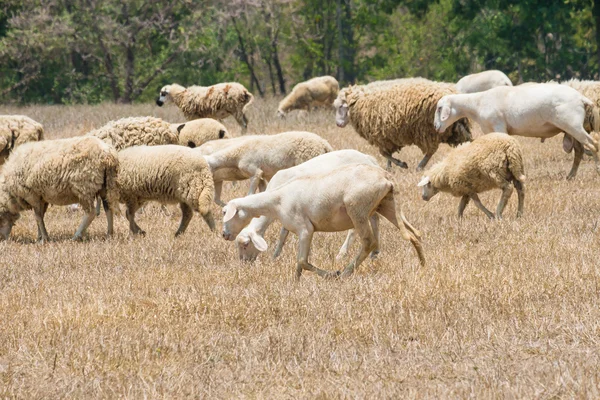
[1,69,599,279]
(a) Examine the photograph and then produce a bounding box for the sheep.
[456,70,513,93]
[0,136,119,243]
[86,116,178,151]
[202,131,333,206]
[156,82,254,134]
[417,132,526,219]
[277,76,339,117]
[116,145,215,237]
[559,79,600,156]
[195,136,254,156]
[235,149,380,262]
[0,115,44,164]
[177,118,229,148]
[336,78,473,171]
[433,82,600,179]
[221,163,426,280]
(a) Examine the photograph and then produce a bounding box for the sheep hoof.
[71,235,83,242]
[566,173,576,181]
[370,250,380,259]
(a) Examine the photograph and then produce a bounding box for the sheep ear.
[177,124,186,133]
[223,203,238,222]
[440,105,451,122]
[417,176,430,187]
[250,231,268,252]
[219,129,226,139]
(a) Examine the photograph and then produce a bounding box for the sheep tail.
[197,178,215,217]
[103,152,121,217]
[506,144,526,183]
[242,90,254,113]
[584,102,600,135]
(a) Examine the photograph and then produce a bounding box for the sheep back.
[0,115,44,161]
[175,118,230,148]
[279,76,339,112]
[172,82,254,120]
[87,116,178,151]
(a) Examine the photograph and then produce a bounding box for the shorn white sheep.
[0,115,44,164]
[0,136,119,242]
[455,70,513,93]
[202,131,333,206]
[235,149,380,262]
[116,145,215,237]
[222,163,425,279]
[336,78,473,171]
[434,82,600,179]
[418,132,526,219]
[156,82,254,134]
[277,75,339,117]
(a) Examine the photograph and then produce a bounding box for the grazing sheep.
[0,115,44,164]
[0,136,119,242]
[277,76,339,117]
[336,78,473,171]
[456,70,513,93]
[222,164,425,280]
[177,118,229,148]
[235,149,380,262]
[87,116,178,151]
[434,82,600,179]
[334,78,408,122]
[417,133,526,219]
[116,145,215,236]
[203,131,333,206]
[156,83,254,134]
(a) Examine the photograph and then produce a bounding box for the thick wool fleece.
[427,132,526,197]
[87,116,178,151]
[117,145,214,216]
[175,118,229,148]
[278,76,339,113]
[0,115,44,163]
[167,83,253,121]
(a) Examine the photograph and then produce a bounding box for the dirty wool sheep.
[222,164,425,280]
[337,78,473,171]
[117,145,215,237]
[277,76,339,117]
[0,115,44,164]
[418,132,526,219]
[156,83,254,134]
[0,136,119,242]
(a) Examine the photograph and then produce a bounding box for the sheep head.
[417,176,438,201]
[156,85,171,106]
[434,96,454,133]
[334,94,350,128]
[0,182,19,240]
[222,201,254,241]
[236,227,268,262]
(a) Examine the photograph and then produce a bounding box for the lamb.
[116,145,215,237]
[202,131,333,206]
[0,115,44,164]
[417,132,526,219]
[0,136,119,243]
[277,76,339,117]
[156,82,254,134]
[221,163,426,280]
[455,70,513,93]
[86,116,229,151]
[433,82,600,179]
[235,149,380,262]
[336,78,473,171]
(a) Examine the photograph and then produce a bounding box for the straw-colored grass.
[0,99,599,398]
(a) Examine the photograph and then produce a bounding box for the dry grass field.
[1,98,600,398]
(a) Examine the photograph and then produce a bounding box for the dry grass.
[1,99,600,398]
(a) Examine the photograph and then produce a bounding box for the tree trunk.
[594,0,600,78]
[231,17,264,97]
[122,40,135,103]
[271,32,286,94]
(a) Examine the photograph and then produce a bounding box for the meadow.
[1,99,599,398]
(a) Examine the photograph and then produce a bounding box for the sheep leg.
[416,153,433,172]
[175,203,194,237]
[496,184,514,219]
[558,123,600,175]
[202,211,216,232]
[214,180,226,206]
[370,214,380,259]
[335,230,355,260]
[248,169,264,195]
[34,202,50,243]
[273,227,289,259]
[235,112,248,135]
[514,180,525,218]
[95,196,102,216]
[258,178,267,193]
[73,206,96,241]
[339,216,376,279]
[383,155,408,171]
[295,227,336,280]
[102,198,114,236]
[469,194,495,219]
[457,195,470,218]
[126,203,145,236]
[566,140,584,180]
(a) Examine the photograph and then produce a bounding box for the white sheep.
[235,149,380,262]
[202,131,333,206]
[433,82,600,179]
[156,82,254,134]
[455,70,513,93]
[417,132,526,219]
[0,115,44,164]
[277,76,339,117]
[116,145,215,236]
[0,136,119,242]
[336,78,473,171]
[221,163,425,279]
[177,118,230,148]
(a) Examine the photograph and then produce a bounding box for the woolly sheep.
[434,82,600,179]
[0,136,119,242]
[336,78,473,171]
[456,70,513,93]
[156,82,254,134]
[222,164,425,280]
[202,131,333,206]
[0,115,44,164]
[116,145,215,236]
[235,149,380,262]
[417,133,526,219]
[177,118,230,148]
[277,76,339,117]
